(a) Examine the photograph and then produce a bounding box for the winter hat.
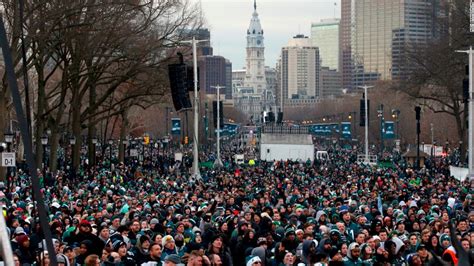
[16,235,29,246]
[246,255,262,266]
[164,254,181,264]
[112,240,125,251]
[257,237,267,245]
[14,227,26,235]
[79,220,91,228]
[440,234,450,243]
[162,235,174,247]
[150,218,159,225]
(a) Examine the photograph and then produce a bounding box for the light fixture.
[41,135,48,145]
[108,139,113,145]
[4,132,14,143]
[69,136,76,145]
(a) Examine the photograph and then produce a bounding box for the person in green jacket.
[343,242,363,265]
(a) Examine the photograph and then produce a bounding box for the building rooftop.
[261,133,313,145]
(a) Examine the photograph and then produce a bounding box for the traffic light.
[168,63,192,112]
[144,136,150,145]
[212,100,224,128]
[359,97,370,127]
[184,136,189,144]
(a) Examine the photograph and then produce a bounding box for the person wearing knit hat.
[164,254,181,266]
[161,235,177,261]
[440,234,451,249]
[246,255,262,266]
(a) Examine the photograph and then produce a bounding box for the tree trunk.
[34,69,46,168]
[48,129,59,172]
[118,110,129,162]
[71,102,82,171]
[88,85,96,167]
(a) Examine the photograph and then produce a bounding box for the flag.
[377,193,383,214]
[171,118,181,135]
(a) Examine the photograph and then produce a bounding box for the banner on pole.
[384,121,395,139]
[471,1,474,32]
[171,118,181,135]
[341,122,351,139]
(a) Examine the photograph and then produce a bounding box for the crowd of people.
[0,142,473,266]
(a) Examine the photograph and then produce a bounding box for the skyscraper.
[199,55,227,95]
[340,0,353,89]
[311,18,342,97]
[281,35,321,101]
[311,19,340,71]
[341,0,442,88]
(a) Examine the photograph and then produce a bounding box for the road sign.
[1,152,15,167]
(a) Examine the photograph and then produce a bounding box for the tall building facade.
[340,0,353,89]
[341,0,443,88]
[321,67,342,98]
[281,35,321,101]
[199,56,227,95]
[311,19,340,71]
[311,18,342,97]
[225,60,233,99]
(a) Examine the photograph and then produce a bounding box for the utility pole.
[181,37,208,180]
[358,85,373,163]
[456,45,474,177]
[378,104,384,156]
[415,106,421,169]
[211,85,224,168]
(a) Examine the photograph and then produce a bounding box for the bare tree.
[398,0,472,160]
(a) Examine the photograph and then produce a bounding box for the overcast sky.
[193,0,341,69]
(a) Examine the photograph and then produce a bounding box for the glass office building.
[342,0,442,88]
[311,19,340,71]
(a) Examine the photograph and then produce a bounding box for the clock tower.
[244,0,266,95]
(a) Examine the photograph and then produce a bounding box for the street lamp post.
[108,139,113,169]
[211,85,224,168]
[92,137,98,167]
[69,136,76,179]
[181,37,208,180]
[123,139,128,163]
[142,140,146,163]
[358,85,373,163]
[4,132,14,196]
[378,104,384,156]
[41,134,48,177]
[455,45,474,176]
[392,109,401,140]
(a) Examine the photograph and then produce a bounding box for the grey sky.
[194,0,341,69]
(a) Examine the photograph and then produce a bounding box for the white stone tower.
[244,0,267,96]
